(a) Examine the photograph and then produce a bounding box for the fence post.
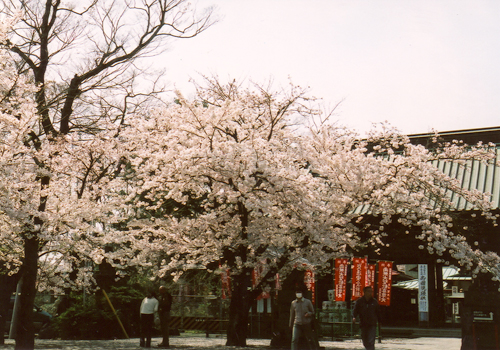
[219,297,223,335]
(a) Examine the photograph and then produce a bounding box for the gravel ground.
[0,335,462,350]
[0,335,461,350]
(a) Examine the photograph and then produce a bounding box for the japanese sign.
[377,261,393,306]
[275,273,281,297]
[366,264,376,290]
[418,264,428,312]
[334,258,349,301]
[304,268,316,304]
[351,257,367,300]
[252,259,269,289]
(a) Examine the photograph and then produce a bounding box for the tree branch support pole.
[102,289,129,339]
[9,279,22,339]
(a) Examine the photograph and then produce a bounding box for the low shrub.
[52,286,144,339]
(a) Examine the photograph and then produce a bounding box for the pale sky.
[158,0,500,135]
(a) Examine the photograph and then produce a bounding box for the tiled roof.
[431,146,500,210]
[393,266,468,289]
[406,127,500,210]
[355,144,500,214]
[409,126,500,146]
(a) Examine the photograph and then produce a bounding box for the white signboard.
[418,264,428,312]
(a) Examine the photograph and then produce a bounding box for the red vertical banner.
[253,259,271,299]
[220,263,231,299]
[252,269,259,289]
[252,259,268,289]
[351,257,367,300]
[275,273,281,297]
[366,264,376,290]
[377,261,393,306]
[304,268,316,305]
[334,258,348,301]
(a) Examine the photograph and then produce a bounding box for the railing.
[170,295,230,337]
[317,308,358,340]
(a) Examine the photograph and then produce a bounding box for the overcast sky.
[158,0,500,136]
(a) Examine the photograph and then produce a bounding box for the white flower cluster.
[1,20,499,292]
[114,80,500,285]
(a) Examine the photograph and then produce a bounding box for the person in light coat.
[289,287,315,350]
[140,290,159,348]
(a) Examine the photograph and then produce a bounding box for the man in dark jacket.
[157,286,172,348]
[352,286,380,350]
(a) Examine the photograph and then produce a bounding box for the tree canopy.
[2,4,500,346]
[0,2,213,348]
[118,79,500,282]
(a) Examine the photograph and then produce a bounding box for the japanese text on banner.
[366,264,376,290]
[304,268,316,304]
[418,264,428,312]
[275,273,281,297]
[377,261,393,306]
[351,257,367,300]
[252,259,269,289]
[334,258,348,301]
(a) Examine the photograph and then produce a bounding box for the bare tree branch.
[2,0,215,137]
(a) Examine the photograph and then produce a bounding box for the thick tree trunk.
[14,237,38,350]
[225,272,254,347]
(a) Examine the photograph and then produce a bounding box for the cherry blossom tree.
[0,16,37,343]
[0,59,137,346]
[0,1,214,347]
[2,4,499,344]
[0,46,130,345]
[118,78,500,346]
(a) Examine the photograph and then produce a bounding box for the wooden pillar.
[435,263,445,326]
[428,261,437,327]
[428,261,446,327]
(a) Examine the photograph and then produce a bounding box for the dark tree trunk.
[224,264,287,346]
[14,172,47,350]
[225,271,256,347]
[14,237,39,350]
[224,201,253,347]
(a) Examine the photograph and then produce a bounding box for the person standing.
[352,286,381,350]
[157,286,172,348]
[140,290,159,348]
[289,287,316,350]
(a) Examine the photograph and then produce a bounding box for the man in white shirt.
[140,291,159,348]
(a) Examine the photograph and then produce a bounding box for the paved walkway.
[1,335,462,350]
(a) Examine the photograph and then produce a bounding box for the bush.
[106,286,144,337]
[53,300,116,339]
[52,286,144,339]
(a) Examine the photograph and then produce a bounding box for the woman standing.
[140,290,159,348]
